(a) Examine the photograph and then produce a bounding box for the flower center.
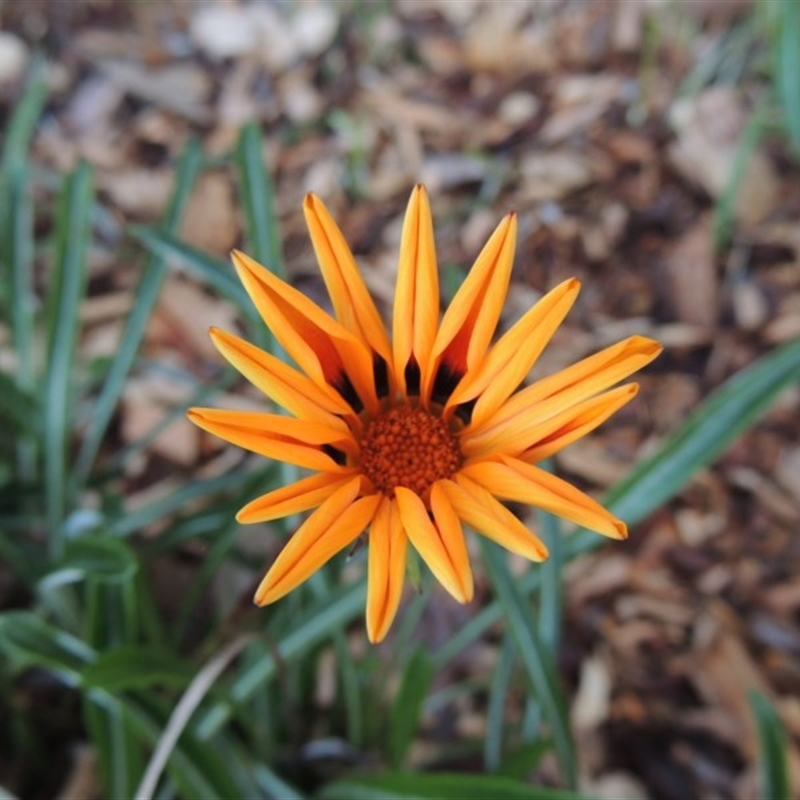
[359,405,463,497]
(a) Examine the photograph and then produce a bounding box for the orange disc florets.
[359,405,462,497]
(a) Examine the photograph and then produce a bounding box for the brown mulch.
[2,2,799,799]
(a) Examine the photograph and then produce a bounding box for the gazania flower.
[188,186,661,642]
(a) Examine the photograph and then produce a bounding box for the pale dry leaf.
[572,653,612,731]
[178,173,240,254]
[662,216,718,328]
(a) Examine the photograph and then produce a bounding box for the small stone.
[498,91,540,126]
[0,32,29,85]
[190,5,258,60]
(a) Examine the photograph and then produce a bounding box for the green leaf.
[43,162,94,553]
[316,772,591,800]
[750,690,790,800]
[235,121,284,277]
[773,0,800,157]
[73,137,203,486]
[0,611,93,682]
[0,371,37,434]
[388,647,435,768]
[480,541,577,788]
[83,696,144,800]
[82,646,194,692]
[1,57,48,174]
[108,469,252,538]
[128,225,258,324]
[40,536,139,589]
[484,635,516,771]
[197,581,368,739]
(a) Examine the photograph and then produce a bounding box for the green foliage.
[751,690,790,800]
[316,772,592,800]
[2,59,799,800]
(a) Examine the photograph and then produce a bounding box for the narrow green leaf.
[84,696,144,800]
[95,690,245,800]
[497,739,553,781]
[235,121,284,277]
[388,647,435,768]
[484,635,516,771]
[774,0,800,156]
[315,772,590,800]
[253,763,306,800]
[43,162,93,554]
[750,690,790,800]
[480,540,577,788]
[0,159,38,481]
[128,225,258,324]
[82,646,194,692]
[196,580,367,739]
[0,371,37,433]
[45,536,139,586]
[1,57,48,174]
[537,476,563,653]
[73,137,203,486]
[0,611,93,682]
[108,469,251,538]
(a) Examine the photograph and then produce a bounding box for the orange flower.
[188,186,661,642]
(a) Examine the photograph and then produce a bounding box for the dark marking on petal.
[322,444,348,465]
[373,353,389,399]
[431,363,464,406]
[453,399,476,426]
[333,371,364,414]
[404,357,421,397]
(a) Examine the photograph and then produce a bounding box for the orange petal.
[393,185,439,398]
[210,327,351,428]
[441,476,548,562]
[447,278,580,426]
[255,480,380,605]
[463,456,627,540]
[366,497,408,643]
[187,407,354,472]
[304,193,393,375]
[427,213,517,402]
[462,383,639,459]
[467,335,661,441]
[232,250,380,415]
[395,486,473,603]
[237,470,360,524]
[520,384,639,463]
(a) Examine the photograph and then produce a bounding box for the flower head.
[188,186,661,642]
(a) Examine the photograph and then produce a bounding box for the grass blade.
[750,690,790,800]
[196,580,368,739]
[128,225,258,325]
[43,162,93,555]
[773,0,800,157]
[484,635,516,771]
[0,57,47,174]
[73,138,203,486]
[388,647,435,768]
[316,772,591,800]
[235,121,284,277]
[480,540,577,787]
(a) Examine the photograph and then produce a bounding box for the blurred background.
[1,1,799,799]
